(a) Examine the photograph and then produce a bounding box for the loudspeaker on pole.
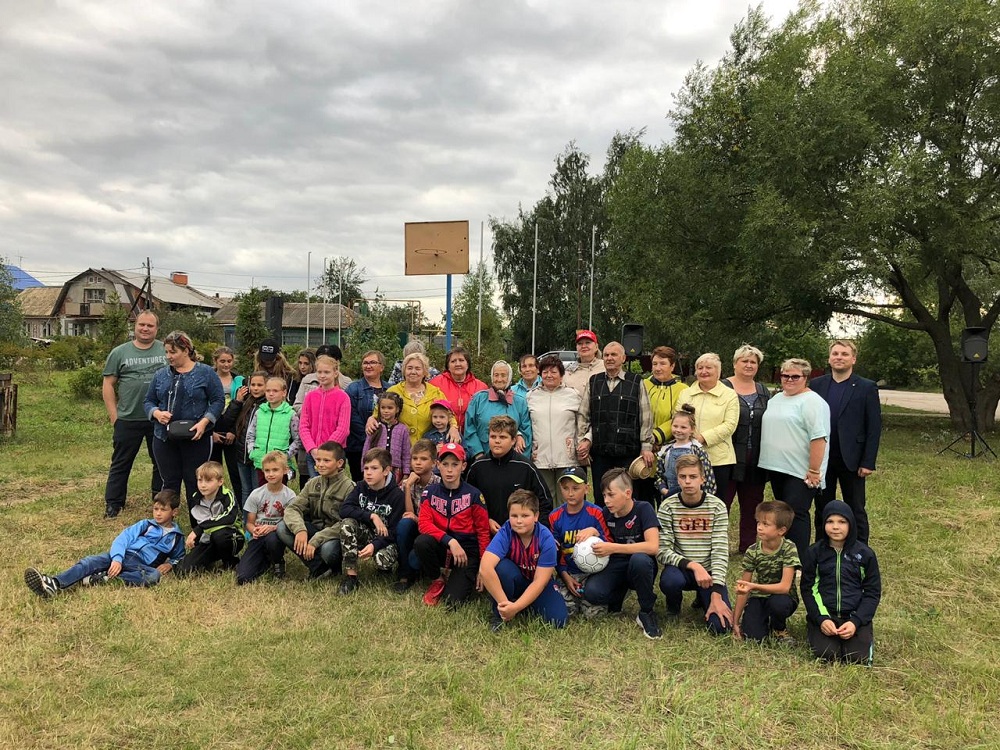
[622,323,644,358]
[961,326,989,363]
[264,297,284,342]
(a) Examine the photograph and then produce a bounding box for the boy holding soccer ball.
[548,467,610,619]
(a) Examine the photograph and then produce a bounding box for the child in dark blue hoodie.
[800,500,881,664]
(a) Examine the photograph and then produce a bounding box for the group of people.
[27,313,884,665]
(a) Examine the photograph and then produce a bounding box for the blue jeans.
[54,551,163,588]
[236,461,257,509]
[583,554,658,613]
[659,565,733,635]
[305,453,318,479]
[276,520,342,576]
[490,558,567,627]
[395,517,420,579]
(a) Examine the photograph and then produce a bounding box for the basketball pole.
[445,274,453,352]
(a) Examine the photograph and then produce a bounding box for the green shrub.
[68,363,105,400]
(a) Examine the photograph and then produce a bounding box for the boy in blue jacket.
[25,489,185,596]
[800,500,882,664]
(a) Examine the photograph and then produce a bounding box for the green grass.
[2,373,999,749]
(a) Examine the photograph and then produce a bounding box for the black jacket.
[810,373,882,472]
[466,449,552,527]
[340,477,405,552]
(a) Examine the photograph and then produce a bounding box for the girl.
[215,371,269,507]
[211,346,245,496]
[363,392,411,484]
[299,355,352,478]
[654,404,718,499]
[288,349,315,406]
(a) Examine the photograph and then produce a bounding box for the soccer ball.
[573,536,609,574]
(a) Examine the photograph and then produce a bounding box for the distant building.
[213,301,356,349]
[18,287,62,341]
[5,265,45,291]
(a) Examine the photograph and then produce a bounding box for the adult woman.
[526,355,590,503]
[430,346,487,432]
[464,361,533,460]
[144,331,225,519]
[722,344,771,552]
[370,353,459,447]
[644,345,686,447]
[210,346,245,498]
[676,352,739,493]
[512,354,540,398]
[758,358,830,557]
[288,349,315,407]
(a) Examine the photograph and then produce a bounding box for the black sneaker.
[663,608,681,622]
[82,571,109,587]
[104,506,122,519]
[392,578,414,594]
[271,563,286,580]
[307,565,333,580]
[25,568,59,598]
[489,614,505,633]
[338,576,359,595]
[636,610,663,640]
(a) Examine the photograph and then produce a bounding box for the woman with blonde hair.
[369,352,459,446]
[676,352,739,493]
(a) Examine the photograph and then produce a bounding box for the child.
[466,415,552,533]
[654,404,717,499]
[548,467,611,619]
[247,376,301,487]
[337,448,406,594]
[362,392,411,484]
[800,500,881,664]
[732,500,800,644]
[25,489,185,596]
[277,441,354,579]
[656,454,733,635]
[216,371,268,507]
[393,439,440,593]
[582,468,663,640]
[480,489,568,632]
[236,451,297,585]
[414,443,491,607]
[423,399,453,445]
[299,355,352,478]
[174,462,244,576]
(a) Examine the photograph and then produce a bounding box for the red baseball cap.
[576,329,598,344]
[438,442,466,462]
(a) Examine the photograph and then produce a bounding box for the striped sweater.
[656,491,730,595]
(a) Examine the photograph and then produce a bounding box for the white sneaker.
[25,568,59,598]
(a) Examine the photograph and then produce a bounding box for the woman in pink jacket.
[299,355,352,478]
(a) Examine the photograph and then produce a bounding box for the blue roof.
[5,265,44,290]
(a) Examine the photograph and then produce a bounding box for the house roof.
[213,301,355,328]
[17,286,62,317]
[52,268,224,315]
[5,265,44,290]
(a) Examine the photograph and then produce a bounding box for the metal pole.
[338,273,343,346]
[589,224,596,330]
[322,257,328,345]
[477,221,484,356]
[445,274,453,352]
[532,223,538,355]
[306,252,311,348]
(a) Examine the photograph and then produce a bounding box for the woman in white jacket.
[526,355,592,505]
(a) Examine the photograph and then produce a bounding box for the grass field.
[2,371,998,750]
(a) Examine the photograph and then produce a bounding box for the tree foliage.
[449,261,508,376]
[233,288,272,372]
[0,260,24,345]
[316,256,367,306]
[97,293,130,349]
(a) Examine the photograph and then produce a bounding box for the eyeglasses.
[780,373,804,381]
[362,360,380,367]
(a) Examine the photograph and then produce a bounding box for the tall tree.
[315,257,367,307]
[449,261,508,376]
[97,293,130,349]
[0,260,24,345]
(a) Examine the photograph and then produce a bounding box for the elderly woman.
[721,344,771,552]
[369,352,458,447]
[144,331,225,520]
[644,345,686,447]
[758,358,830,557]
[463,360,533,461]
[526,355,591,503]
[676,352,739,494]
[430,346,487,432]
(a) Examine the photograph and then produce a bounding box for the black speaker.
[622,323,644,357]
[264,297,284,341]
[961,326,989,363]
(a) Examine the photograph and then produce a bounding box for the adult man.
[582,341,655,502]
[344,350,388,479]
[810,340,882,543]
[102,310,167,518]
[563,329,605,398]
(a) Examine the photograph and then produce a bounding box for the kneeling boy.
[175,461,244,576]
[480,489,568,631]
[25,489,185,596]
[236,451,296,585]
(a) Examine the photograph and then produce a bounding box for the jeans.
[583,554,658,613]
[276,520,342,576]
[104,419,162,511]
[395,517,420,579]
[54,551,163,588]
[235,531,286,585]
[769,472,818,559]
[659,565,733,635]
[489,558,567,627]
[152,435,214,523]
[740,595,797,641]
[236,461,257,509]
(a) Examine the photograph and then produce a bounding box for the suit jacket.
[810,373,882,471]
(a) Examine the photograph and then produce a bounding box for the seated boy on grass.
[25,489,185,597]
[656,454,733,635]
[277,440,353,579]
[582,468,663,640]
[236,450,296,585]
[732,500,799,644]
[174,461,244,577]
[480,489,568,632]
[338,447,405,594]
[548,467,610,619]
[393,439,440,593]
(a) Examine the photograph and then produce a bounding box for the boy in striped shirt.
[656,454,734,635]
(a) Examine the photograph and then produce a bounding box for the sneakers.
[422,577,446,606]
[489,613,505,633]
[772,629,797,647]
[636,610,663,640]
[392,578,415,594]
[338,576,359,595]
[81,571,109,587]
[103,506,122,519]
[25,568,59,598]
[271,562,286,580]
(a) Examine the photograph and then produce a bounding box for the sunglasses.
[780,373,804,381]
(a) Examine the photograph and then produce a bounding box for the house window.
[84,288,106,303]
[87,275,99,284]
[42,321,53,337]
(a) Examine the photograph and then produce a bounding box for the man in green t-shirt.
[102,310,167,518]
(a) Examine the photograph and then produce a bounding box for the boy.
[732,500,800,644]
[25,489,184,596]
[394,439,440,593]
[800,500,881,664]
[174,462,244,576]
[467,415,552,533]
[414,443,491,607]
[548,467,610,619]
[582,468,662,639]
[480,489,568,632]
[247,376,300,486]
[277,440,354,579]
[423,400,453,445]
[236,451,296,585]
[337,448,406,594]
[656,455,733,635]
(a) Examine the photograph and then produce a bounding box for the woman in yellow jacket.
[644,345,687,448]
[676,352,739,493]
[366,352,459,447]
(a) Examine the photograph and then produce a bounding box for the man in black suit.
[810,340,882,543]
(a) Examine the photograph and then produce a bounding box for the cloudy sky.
[2,1,802,318]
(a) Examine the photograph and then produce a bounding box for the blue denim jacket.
[144,362,225,442]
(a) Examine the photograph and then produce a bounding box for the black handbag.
[166,420,197,441]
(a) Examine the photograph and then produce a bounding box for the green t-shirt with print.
[742,537,801,603]
[103,340,167,421]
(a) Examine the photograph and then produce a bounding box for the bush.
[68,363,105,400]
